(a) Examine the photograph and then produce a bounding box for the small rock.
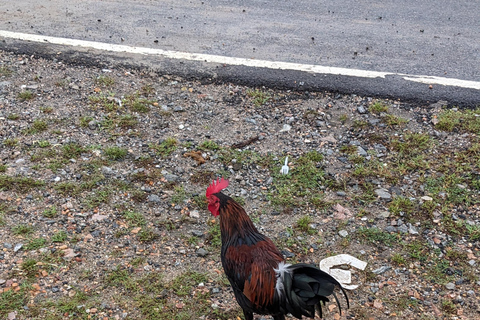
[407,223,419,235]
[14,243,23,252]
[372,266,391,275]
[196,248,208,257]
[374,188,391,200]
[147,194,161,203]
[3,243,13,249]
[281,250,295,258]
[164,173,180,182]
[279,124,292,132]
[357,146,368,156]
[189,210,200,219]
[338,230,348,237]
[51,286,60,293]
[445,282,455,290]
[336,191,346,197]
[357,106,367,114]
[101,166,114,175]
[421,196,433,201]
[191,230,204,237]
[91,214,108,222]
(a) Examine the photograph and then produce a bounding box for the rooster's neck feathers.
[215,192,258,239]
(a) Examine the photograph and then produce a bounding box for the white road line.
[1,30,479,90]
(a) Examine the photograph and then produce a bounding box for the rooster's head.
[206,177,229,217]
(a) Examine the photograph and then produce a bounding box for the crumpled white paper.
[319,254,367,290]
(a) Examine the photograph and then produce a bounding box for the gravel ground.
[0,50,479,320]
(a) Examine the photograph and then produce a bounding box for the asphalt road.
[0,0,479,106]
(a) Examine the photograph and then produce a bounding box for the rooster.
[206,178,349,320]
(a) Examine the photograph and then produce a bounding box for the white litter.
[319,254,367,290]
[280,156,289,175]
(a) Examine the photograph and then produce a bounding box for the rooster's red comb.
[206,177,229,197]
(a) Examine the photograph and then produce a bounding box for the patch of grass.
[207,221,221,247]
[18,90,34,101]
[267,151,325,208]
[137,227,158,242]
[247,89,271,106]
[36,140,51,148]
[84,187,112,208]
[121,210,146,227]
[51,230,68,243]
[352,119,369,129]
[62,142,86,159]
[440,299,457,314]
[150,137,178,158]
[124,94,155,113]
[388,197,415,216]
[7,113,20,120]
[40,106,53,113]
[55,289,95,315]
[25,237,47,250]
[171,185,188,204]
[4,138,18,147]
[404,240,429,261]
[391,253,406,266]
[436,108,480,134]
[79,116,94,128]
[24,119,48,134]
[0,164,6,173]
[54,182,79,196]
[42,206,58,218]
[369,101,389,114]
[0,66,13,77]
[0,175,45,192]
[170,271,208,296]
[198,140,220,151]
[119,114,138,128]
[95,75,115,87]
[383,114,408,127]
[0,287,26,317]
[357,227,399,247]
[296,215,316,235]
[339,144,358,154]
[105,146,128,160]
[89,94,119,111]
[21,258,39,277]
[390,132,433,156]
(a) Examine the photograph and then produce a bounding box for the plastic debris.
[319,254,367,290]
[280,156,289,175]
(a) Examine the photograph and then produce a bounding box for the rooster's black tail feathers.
[283,263,349,319]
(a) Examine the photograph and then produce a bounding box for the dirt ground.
[0,49,479,320]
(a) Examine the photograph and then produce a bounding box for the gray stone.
[375,188,391,200]
[280,124,291,132]
[3,243,12,249]
[147,194,161,203]
[164,174,180,182]
[408,223,419,235]
[338,230,349,237]
[14,243,23,252]
[385,226,397,233]
[372,266,391,275]
[357,146,368,156]
[101,166,114,175]
[445,282,455,290]
[196,248,209,257]
[398,224,409,233]
[357,106,367,114]
[191,230,204,237]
